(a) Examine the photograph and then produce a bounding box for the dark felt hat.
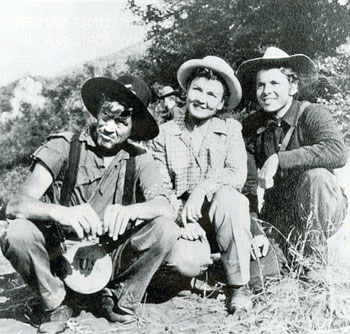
[81,75,159,141]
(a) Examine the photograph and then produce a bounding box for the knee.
[300,168,335,190]
[212,188,250,226]
[213,187,249,209]
[138,217,180,253]
[5,219,44,251]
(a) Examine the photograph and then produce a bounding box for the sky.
[0,0,154,87]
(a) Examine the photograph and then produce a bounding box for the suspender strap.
[60,133,136,207]
[122,157,136,206]
[60,132,82,207]
[279,102,311,152]
[279,126,295,152]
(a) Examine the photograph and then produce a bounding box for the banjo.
[62,240,112,294]
[55,224,113,295]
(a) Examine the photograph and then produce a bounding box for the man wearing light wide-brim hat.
[1,74,180,332]
[151,55,270,314]
[237,47,348,264]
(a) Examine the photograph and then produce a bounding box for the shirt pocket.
[207,145,227,170]
[76,165,103,186]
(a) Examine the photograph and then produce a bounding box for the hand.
[181,188,206,226]
[258,154,279,189]
[52,203,102,240]
[251,235,270,260]
[103,204,138,241]
[72,241,106,272]
[180,222,207,241]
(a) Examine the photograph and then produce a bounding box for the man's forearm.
[6,194,61,222]
[131,197,173,221]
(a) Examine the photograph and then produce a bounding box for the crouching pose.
[238,47,348,263]
[150,56,269,314]
[1,75,180,333]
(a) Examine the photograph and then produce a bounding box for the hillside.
[0,40,148,116]
[57,40,149,79]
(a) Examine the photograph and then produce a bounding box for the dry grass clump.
[122,274,350,334]
[93,258,350,333]
[118,215,350,334]
[242,216,350,334]
[3,213,350,333]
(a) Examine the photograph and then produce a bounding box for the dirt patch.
[0,251,231,333]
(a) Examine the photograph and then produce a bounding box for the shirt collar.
[79,125,97,147]
[280,99,299,126]
[78,124,145,161]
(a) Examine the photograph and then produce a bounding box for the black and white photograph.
[0,0,350,333]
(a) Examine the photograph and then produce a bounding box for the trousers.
[1,216,179,312]
[169,187,252,286]
[261,168,347,255]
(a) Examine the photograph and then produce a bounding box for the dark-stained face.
[95,101,132,153]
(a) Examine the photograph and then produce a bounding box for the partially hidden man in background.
[150,56,269,314]
[1,75,180,333]
[238,47,348,271]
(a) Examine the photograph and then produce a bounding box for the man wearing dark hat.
[237,47,348,264]
[1,75,179,333]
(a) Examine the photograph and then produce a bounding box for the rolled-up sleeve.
[31,133,71,179]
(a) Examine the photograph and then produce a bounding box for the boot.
[38,305,72,334]
[227,285,253,314]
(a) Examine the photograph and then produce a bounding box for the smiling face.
[256,68,298,115]
[95,100,132,154]
[186,76,225,122]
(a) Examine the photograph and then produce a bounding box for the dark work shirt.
[242,99,347,214]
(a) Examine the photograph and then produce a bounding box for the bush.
[0,164,30,202]
[315,41,350,144]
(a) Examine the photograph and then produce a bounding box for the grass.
[1,165,350,333]
[2,229,350,333]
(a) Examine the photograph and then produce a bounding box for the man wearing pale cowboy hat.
[150,56,270,314]
[1,74,180,333]
[237,47,348,266]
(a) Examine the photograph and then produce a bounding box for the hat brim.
[81,78,159,141]
[237,54,318,101]
[177,59,242,109]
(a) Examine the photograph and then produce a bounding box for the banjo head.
[63,240,113,294]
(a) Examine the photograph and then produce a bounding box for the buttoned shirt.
[242,99,347,214]
[32,126,168,219]
[150,109,247,214]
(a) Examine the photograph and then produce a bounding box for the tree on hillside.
[127,0,350,85]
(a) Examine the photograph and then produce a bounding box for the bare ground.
[1,164,350,333]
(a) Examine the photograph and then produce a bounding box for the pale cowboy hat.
[177,56,242,109]
[81,75,159,141]
[236,47,318,92]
